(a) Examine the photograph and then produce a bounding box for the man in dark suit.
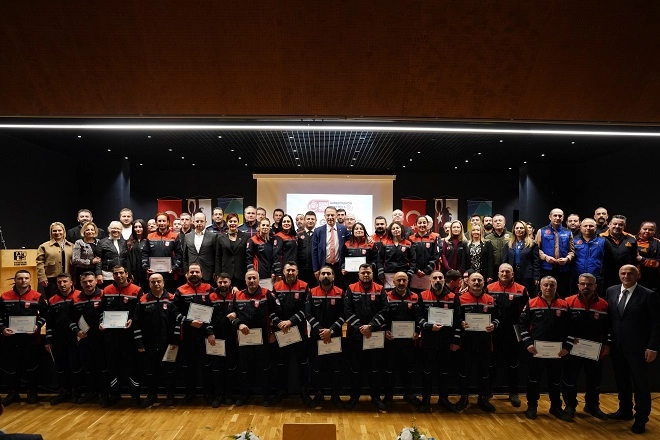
[297,211,317,287]
[312,206,348,286]
[606,264,660,434]
[183,212,218,284]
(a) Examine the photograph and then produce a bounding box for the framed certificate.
[187,303,213,323]
[162,344,179,362]
[533,341,563,358]
[103,311,129,329]
[345,256,366,273]
[363,331,385,350]
[428,307,453,326]
[465,313,490,331]
[571,338,602,361]
[318,337,342,355]
[8,316,36,334]
[275,326,302,347]
[238,328,263,346]
[205,338,226,356]
[149,257,172,273]
[391,321,415,339]
[410,274,431,291]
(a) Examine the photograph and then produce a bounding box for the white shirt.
[121,226,132,240]
[194,231,204,252]
[619,283,637,308]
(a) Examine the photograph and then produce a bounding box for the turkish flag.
[157,199,182,226]
[401,198,426,229]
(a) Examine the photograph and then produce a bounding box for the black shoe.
[71,389,81,403]
[26,392,39,404]
[344,396,359,410]
[455,395,469,411]
[262,397,272,407]
[104,395,120,407]
[631,422,646,434]
[224,396,235,406]
[235,397,247,407]
[77,393,98,404]
[371,397,387,412]
[525,406,537,420]
[609,409,634,420]
[419,398,431,413]
[509,393,521,408]
[99,395,110,407]
[564,405,576,419]
[312,392,323,409]
[164,394,175,407]
[584,405,608,420]
[549,406,573,422]
[50,390,72,406]
[183,393,195,404]
[140,395,157,408]
[130,396,141,407]
[404,393,421,407]
[203,394,214,406]
[331,394,343,409]
[383,395,393,406]
[301,388,312,406]
[211,398,221,408]
[437,396,456,412]
[477,396,496,413]
[2,391,21,406]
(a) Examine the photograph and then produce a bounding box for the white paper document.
[238,328,263,346]
[410,274,431,291]
[275,326,302,347]
[465,313,491,331]
[428,307,453,326]
[317,337,342,355]
[103,311,129,329]
[383,273,395,289]
[205,338,226,356]
[344,256,366,272]
[258,278,273,291]
[78,316,90,333]
[187,303,213,323]
[162,344,179,362]
[149,257,172,273]
[363,331,385,350]
[570,338,602,361]
[391,321,415,339]
[8,316,36,334]
[533,341,563,358]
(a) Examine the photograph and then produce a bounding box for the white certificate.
[318,337,342,355]
[363,331,385,350]
[162,344,179,362]
[78,316,90,333]
[149,257,172,273]
[187,303,213,323]
[103,311,129,329]
[533,341,563,358]
[513,324,523,342]
[571,338,602,361]
[391,321,415,339]
[345,256,366,272]
[383,273,395,289]
[465,313,491,331]
[275,326,302,347]
[8,316,36,334]
[205,338,226,356]
[428,307,453,326]
[237,328,263,346]
[410,274,431,291]
[258,278,273,291]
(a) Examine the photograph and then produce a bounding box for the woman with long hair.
[464,224,494,283]
[341,222,375,288]
[127,218,149,290]
[440,220,467,275]
[503,220,540,297]
[245,218,276,290]
[376,221,416,289]
[273,214,298,279]
[216,212,249,290]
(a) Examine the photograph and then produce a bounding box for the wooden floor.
[1,393,658,439]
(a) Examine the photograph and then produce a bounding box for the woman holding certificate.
[245,218,277,290]
[36,221,74,299]
[273,214,298,278]
[97,221,129,288]
[142,213,183,293]
[503,220,540,297]
[341,222,375,289]
[376,221,416,290]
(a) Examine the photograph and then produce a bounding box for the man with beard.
[336,208,347,226]
[297,211,318,287]
[572,218,610,295]
[66,209,106,243]
[566,214,582,240]
[305,265,345,409]
[594,207,609,235]
[563,273,610,420]
[295,214,305,233]
[206,273,237,407]
[600,215,638,289]
[418,270,460,412]
[483,216,494,234]
[344,264,389,411]
[536,208,575,298]
[272,262,311,405]
[172,264,214,404]
[371,216,388,253]
[485,214,511,277]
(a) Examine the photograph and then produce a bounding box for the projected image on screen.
[287,194,374,228]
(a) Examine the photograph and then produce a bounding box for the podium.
[1,249,38,292]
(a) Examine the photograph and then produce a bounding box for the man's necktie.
[618,289,629,316]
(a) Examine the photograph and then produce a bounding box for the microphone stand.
[0,225,7,250]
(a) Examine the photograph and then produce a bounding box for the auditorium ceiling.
[1,2,659,173]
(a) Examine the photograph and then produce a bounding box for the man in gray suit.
[183,212,218,284]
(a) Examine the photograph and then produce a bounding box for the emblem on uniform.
[594,312,599,319]
[94,302,99,308]
[408,302,413,309]
[254,300,260,308]
[274,240,278,246]
[577,240,583,245]
[426,243,430,248]
[545,229,551,235]
[444,304,448,309]
[556,309,561,316]
[504,234,510,239]
[330,299,335,305]
[123,297,129,303]
[294,292,299,300]
[401,246,406,251]
[370,294,376,301]
[509,294,514,301]
[362,249,366,255]
[165,242,170,246]
[25,302,30,309]
[163,303,168,310]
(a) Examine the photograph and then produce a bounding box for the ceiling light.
[478,152,482,155]
[359,137,365,140]
[403,165,406,168]
[541,153,545,157]
[295,157,299,160]
[352,158,356,161]
[124,157,128,159]
[454,166,458,169]
[293,149,297,152]
[77,135,82,138]
[351,164,354,167]
[297,164,300,167]
[139,163,143,166]
[571,141,575,144]
[523,161,527,164]
[465,159,469,163]
[509,167,512,170]
[417,151,421,154]
[107,149,111,152]
[289,136,294,139]
[181,156,185,159]
[355,150,360,153]
[230,149,234,152]
[218,135,222,138]
[238,156,241,159]
[147,135,151,138]
[409,158,413,161]
[500,139,503,142]
[192,163,195,166]
[169,148,173,152]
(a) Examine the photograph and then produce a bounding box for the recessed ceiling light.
[238,156,241,159]
[245,164,248,166]
[523,161,527,164]
[192,163,196,166]
[351,164,354,167]
[77,135,82,138]
[409,158,413,161]
[541,153,545,157]
[147,135,151,138]
[465,159,469,163]
[359,137,365,140]
[230,149,234,152]
[124,157,128,160]
[218,135,222,139]
[295,157,299,160]
[297,164,300,167]
[417,151,421,154]
[355,150,360,153]
[454,166,458,169]
[500,139,503,142]
[293,149,297,153]
[181,156,185,159]
[478,152,482,155]
[169,148,173,152]
[107,149,111,152]
[403,165,406,168]
[352,158,356,161]
[509,167,512,170]
[139,163,143,166]
[571,141,575,144]
[289,136,294,139]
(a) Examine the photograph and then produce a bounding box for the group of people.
[1,204,657,435]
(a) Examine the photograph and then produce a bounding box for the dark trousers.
[209,338,238,398]
[384,340,415,398]
[238,344,271,398]
[51,342,81,391]
[309,340,343,395]
[104,329,140,398]
[177,334,210,395]
[140,348,175,396]
[490,328,521,395]
[272,337,309,395]
[526,356,562,408]
[612,350,651,424]
[562,355,603,408]
[348,338,383,399]
[1,338,39,392]
[78,335,108,395]
[421,343,453,400]
[458,346,491,396]
[540,269,571,298]
[298,268,318,288]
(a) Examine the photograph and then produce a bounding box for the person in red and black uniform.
[418,270,461,412]
[440,220,468,275]
[142,212,183,293]
[172,263,213,404]
[229,269,282,407]
[563,272,611,420]
[206,273,237,407]
[296,211,318,288]
[133,273,181,408]
[238,206,259,238]
[519,275,572,421]
[382,272,425,410]
[271,261,310,405]
[273,214,299,278]
[371,216,388,252]
[487,263,528,408]
[45,273,81,405]
[635,221,660,294]
[377,221,416,290]
[454,271,500,413]
[70,271,107,404]
[341,222,375,289]
[0,270,47,406]
[101,265,143,407]
[246,218,277,291]
[600,214,637,289]
[409,216,440,293]
[343,264,389,411]
[305,265,345,409]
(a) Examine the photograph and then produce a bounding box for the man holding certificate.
[141,212,183,293]
[229,270,282,407]
[0,270,48,406]
[519,276,572,421]
[454,271,500,413]
[173,263,214,405]
[381,272,424,409]
[304,265,345,409]
[563,273,610,420]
